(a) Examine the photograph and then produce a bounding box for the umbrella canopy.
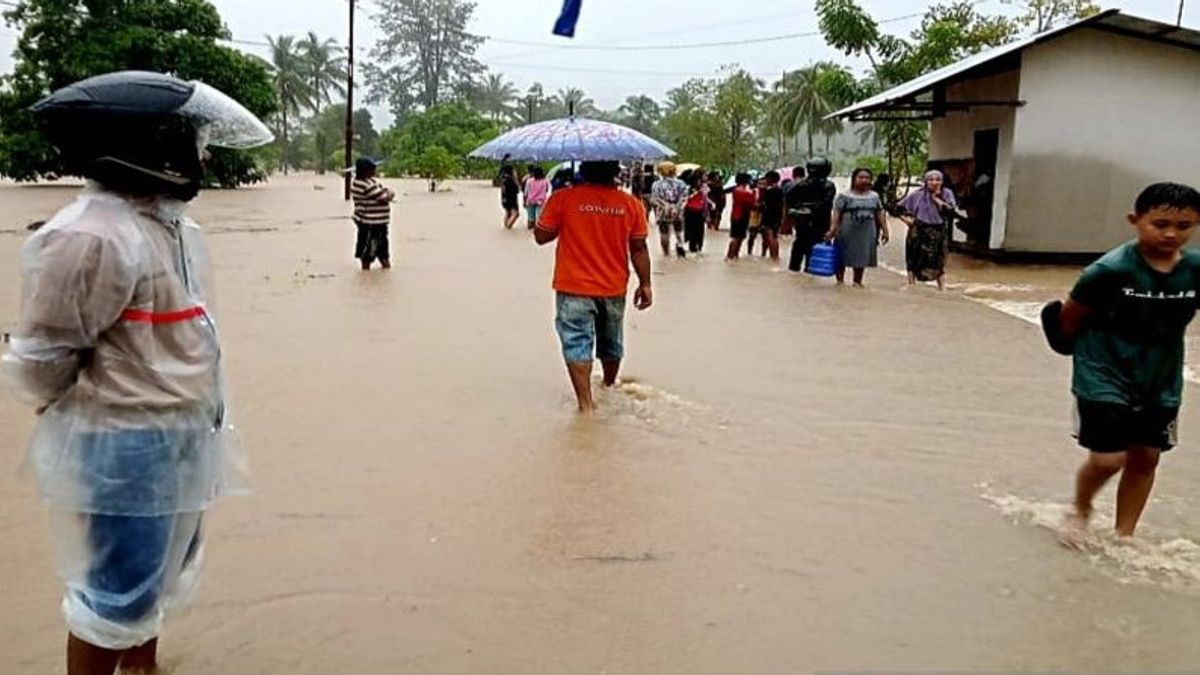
[471,117,674,162]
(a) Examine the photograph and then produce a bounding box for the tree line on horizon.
[0,0,1098,189]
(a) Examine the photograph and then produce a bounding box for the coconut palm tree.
[552,87,595,117]
[267,34,316,174]
[474,73,518,123]
[768,63,852,158]
[299,32,346,116]
[617,95,662,134]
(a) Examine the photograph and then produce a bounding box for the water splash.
[593,377,702,426]
[980,486,1200,592]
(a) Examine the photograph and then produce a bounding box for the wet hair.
[579,161,622,185]
[764,170,780,183]
[1134,182,1200,216]
[735,172,752,186]
[531,166,546,180]
[793,166,806,179]
[707,170,721,181]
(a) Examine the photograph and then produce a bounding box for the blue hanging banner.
[553,0,582,38]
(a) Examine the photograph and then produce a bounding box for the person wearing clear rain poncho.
[1,71,272,675]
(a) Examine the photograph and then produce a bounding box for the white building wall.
[929,70,1020,248]
[1006,28,1200,253]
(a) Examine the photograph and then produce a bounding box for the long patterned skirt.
[906,220,947,282]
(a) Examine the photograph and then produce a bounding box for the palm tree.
[552,87,595,117]
[267,35,316,174]
[299,32,346,116]
[617,95,662,134]
[768,64,839,158]
[475,73,518,123]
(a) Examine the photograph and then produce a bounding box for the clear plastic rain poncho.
[2,77,271,649]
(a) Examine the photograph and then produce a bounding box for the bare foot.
[1058,511,1093,551]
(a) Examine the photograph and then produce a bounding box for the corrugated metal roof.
[831,10,1200,119]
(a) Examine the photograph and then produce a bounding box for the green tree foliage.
[266,34,315,174]
[366,0,485,121]
[0,0,277,186]
[815,0,1020,191]
[659,80,729,169]
[616,95,662,135]
[714,68,765,168]
[306,104,379,175]
[468,73,519,123]
[767,62,857,159]
[379,101,498,180]
[550,87,597,117]
[1001,0,1100,32]
[299,32,347,115]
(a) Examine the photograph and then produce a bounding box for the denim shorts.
[526,205,543,224]
[555,293,627,363]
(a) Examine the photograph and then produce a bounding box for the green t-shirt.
[1070,240,1200,407]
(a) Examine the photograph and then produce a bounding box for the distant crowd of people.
[497,157,966,289]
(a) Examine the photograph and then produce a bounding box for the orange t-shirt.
[537,184,649,297]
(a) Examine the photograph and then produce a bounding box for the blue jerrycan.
[806,242,840,277]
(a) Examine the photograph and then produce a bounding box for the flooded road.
[2,176,1200,673]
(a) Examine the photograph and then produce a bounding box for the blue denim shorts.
[555,293,627,363]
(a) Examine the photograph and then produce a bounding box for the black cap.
[355,157,379,175]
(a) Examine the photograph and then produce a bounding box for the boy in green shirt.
[1044,183,1200,547]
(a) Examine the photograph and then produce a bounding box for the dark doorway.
[969,128,1000,247]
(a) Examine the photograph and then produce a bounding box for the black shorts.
[502,197,519,211]
[657,219,683,235]
[730,217,749,239]
[1074,399,1179,453]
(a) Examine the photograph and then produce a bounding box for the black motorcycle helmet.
[805,156,833,180]
[31,71,272,201]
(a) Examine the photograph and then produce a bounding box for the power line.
[484,61,779,79]
[479,11,926,52]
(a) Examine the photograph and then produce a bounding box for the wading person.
[352,157,395,270]
[899,169,960,290]
[499,163,522,229]
[1043,183,1200,548]
[758,170,785,263]
[535,161,654,412]
[524,166,551,230]
[683,170,711,254]
[707,170,726,230]
[2,71,271,675]
[726,172,756,261]
[651,161,688,259]
[786,157,836,273]
[827,167,889,287]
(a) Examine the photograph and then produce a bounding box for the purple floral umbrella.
[470,116,675,162]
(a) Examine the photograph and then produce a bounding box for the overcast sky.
[1,0,1193,127]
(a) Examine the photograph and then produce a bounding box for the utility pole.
[1179,0,1187,27]
[343,0,356,201]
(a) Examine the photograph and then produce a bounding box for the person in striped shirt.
[352,158,395,270]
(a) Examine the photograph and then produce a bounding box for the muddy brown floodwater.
[2,175,1200,673]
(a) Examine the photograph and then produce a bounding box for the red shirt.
[731,186,757,221]
[538,185,649,297]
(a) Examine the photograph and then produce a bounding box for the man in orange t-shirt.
[535,161,654,412]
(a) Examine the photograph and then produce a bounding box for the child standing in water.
[1046,183,1200,547]
[524,166,551,230]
